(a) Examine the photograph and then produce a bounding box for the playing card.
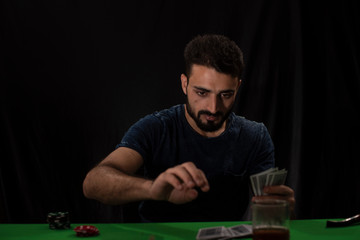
[208,224,253,240]
[196,226,228,240]
[250,175,259,196]
[228,224,252,238]
[198,225,252,240]
[266,173,274,186]
[250,167,287,196]
[268,169,287,186]
[257,172,269,195]
[250,168,278,196]
[217,228,234,240]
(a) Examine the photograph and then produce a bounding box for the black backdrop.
[1,0,360,223]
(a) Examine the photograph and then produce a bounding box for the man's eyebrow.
[193,86,235,94]
[219,89,235,94]
[193,86,211,92]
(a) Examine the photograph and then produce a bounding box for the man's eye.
[196,91,207,96]
[221,93,233,98]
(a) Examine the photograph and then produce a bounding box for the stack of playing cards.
[196,224,252,240]
[250,167,288,196]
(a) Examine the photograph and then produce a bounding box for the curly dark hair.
[184,34,244,79]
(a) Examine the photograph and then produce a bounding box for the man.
[83,34,295,222]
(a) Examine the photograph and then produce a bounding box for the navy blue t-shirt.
[117,104,275,222]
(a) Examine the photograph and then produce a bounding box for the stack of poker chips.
[47,212,71,230]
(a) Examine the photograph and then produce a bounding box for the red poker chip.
[74,225,99,237]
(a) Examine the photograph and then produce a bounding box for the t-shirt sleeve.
[248,123,275,175]
[116,115,161,162]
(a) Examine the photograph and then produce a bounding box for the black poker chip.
[47,212,71,230]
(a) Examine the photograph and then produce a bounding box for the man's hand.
[252,185,296,218]
[149,162,210,204]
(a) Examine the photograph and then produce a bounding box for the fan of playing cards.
[250,167,288,196]
[196,224,252,240]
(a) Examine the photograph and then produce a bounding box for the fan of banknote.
[250,167,288,196]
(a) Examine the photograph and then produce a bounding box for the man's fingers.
[252,185,296,219]
[154,161,210,202]
[181,162,210,191]
[197,170,210,192]
[159,171,183,190]
[252,195,294,202]
[263,185,294,196]
[166,165,196,188]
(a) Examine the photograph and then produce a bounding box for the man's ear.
[180,74,188,95]
[237,79,242,91]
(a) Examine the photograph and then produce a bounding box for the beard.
[185,97,233,132]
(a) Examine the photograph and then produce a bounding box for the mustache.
[198,110,223,117]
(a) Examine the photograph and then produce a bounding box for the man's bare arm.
[83,147,152,205]
[83,147,210,205]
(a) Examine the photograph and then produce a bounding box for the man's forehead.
[188,64,238,79]
[187,65,239,91]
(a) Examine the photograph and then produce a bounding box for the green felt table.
[1,219,359,239]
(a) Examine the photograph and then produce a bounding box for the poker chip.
[47,212,71,230]
[74,225,100,237]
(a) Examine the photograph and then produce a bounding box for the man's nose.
[207,95,220,114]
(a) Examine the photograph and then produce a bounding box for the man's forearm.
[83,165,153,205]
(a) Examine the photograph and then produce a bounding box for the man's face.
[181,64,241,136]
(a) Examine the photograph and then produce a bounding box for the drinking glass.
[252,199,290,240]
